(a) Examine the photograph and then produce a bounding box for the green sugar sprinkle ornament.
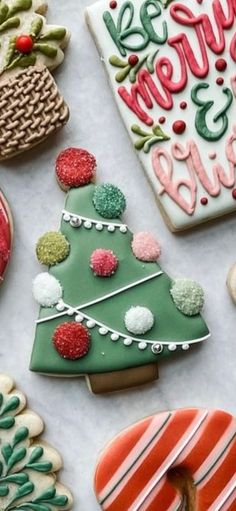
[93,183,126,219]
[36,231,70,266]
[170,278,205,316]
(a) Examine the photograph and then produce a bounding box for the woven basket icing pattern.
[0,66,69,160]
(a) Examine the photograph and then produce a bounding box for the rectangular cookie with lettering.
[86,0,236,232]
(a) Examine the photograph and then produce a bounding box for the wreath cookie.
[94,408,236,510]
[0,0,70,160]
[30,148,210,394]
[0,188,13,283]
[0,373,73,510]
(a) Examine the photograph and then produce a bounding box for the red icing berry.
[53,322,90,360]
[216,77,224,85]
[215,58,227,72]
[232,189,236,200]
[159,116,166,124]
[172,120,186,135]
[56,148,96,189]
[180,101,187,110]
[109,0,117,7]
[15,35,34,54]
[201,197,208,206]
[128,55,139,67]
[90,249,118,277]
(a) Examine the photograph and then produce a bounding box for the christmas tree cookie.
[94,408,236,510]
[30,148,210,394]
[0,373,73,510]
[0,188,13,283]
[0,0,70,160]
[86,0,236,232]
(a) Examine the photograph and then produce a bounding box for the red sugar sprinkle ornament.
[56,148,96,189]
[173,120,186,135]
[90,249,118,277]
[232,189,236,200]
[180,101,187,110]
[201,197,208,206]
[215,58,227,72]
[109,0,117,7]
[128,55,139,67]
[15,35,34,54]
[159,116,166,124]
[53,322,90,360]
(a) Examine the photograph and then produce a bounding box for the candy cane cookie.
[0,189,13,283]
[94,408,236,511]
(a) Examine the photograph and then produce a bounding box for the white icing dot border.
[35,270,210,353]
[36,298,210,354]
[62,209,128,233]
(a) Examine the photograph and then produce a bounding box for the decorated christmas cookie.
[226,263,236,304]
[0,0,70,160]
[94,408,236,510]
[86,0,236,232]
[30,148,210,394]
[0,188,13,283]
[0,373,73,510]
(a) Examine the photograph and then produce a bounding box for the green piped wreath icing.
[31,178,210,377]
[0,374,72,511]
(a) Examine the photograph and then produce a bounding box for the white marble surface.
[0,0,236,509]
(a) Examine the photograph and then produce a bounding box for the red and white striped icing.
[0,191,12,282]
[95,408,236,511]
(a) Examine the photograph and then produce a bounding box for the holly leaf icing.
[0,374,73,511]
[0,0,69,78]
[132,123,170,152]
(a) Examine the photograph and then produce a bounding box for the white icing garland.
[35,270,210,352]
[62,209,128,233]
[36,272,163,317]
[37,298,210,353]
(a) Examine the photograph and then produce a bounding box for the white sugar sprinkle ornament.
[33,273,63,307]
[125,306,154,335]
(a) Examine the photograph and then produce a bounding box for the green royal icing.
[191,82,233,141]
[30,184,209,376]
[0,384,69,510]
[103,0,168,57]
[109,49,158,83]
[131,123,170,152]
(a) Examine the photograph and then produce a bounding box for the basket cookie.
[86,0,236,232]
[0,373,73,510]
[30,148,210,394]
[0,188,13,283]
[94,408,236,510]
[0,0,70,160]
